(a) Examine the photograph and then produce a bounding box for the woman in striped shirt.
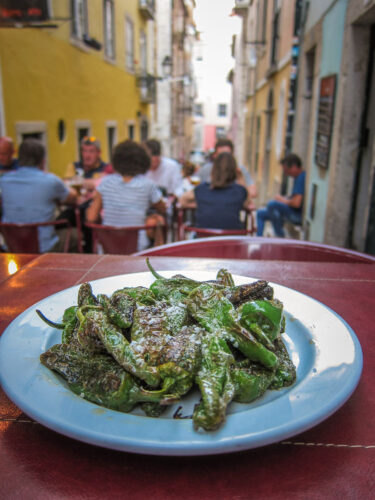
[86,139,166,250]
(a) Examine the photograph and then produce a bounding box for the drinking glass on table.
[65,175,84,195]
[190,175,201,186]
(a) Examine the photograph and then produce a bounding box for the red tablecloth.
[0,253,374,499]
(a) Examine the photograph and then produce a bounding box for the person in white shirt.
[143,139,183,197]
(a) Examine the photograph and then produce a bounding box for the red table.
[0,253,374,499]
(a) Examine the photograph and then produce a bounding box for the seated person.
[198,138,257,200]
[63,136,113,251]
[0,137,19,175]
[86,139,166,250]
[178,152,249,230]
[179,160,200,194]
[0,139,77,252]
[256,153,305,237]
[143,138,183,197]
[64,136,113,198]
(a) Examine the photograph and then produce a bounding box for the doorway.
[351,24,375,254]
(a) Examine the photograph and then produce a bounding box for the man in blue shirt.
[0,137,19,174]
[256,153,305,237]
[0,139,77,252]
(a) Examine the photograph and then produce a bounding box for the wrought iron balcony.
[233,0,250,15]
[138,0,155,21]
[136,73,156,103]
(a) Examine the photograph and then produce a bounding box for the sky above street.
[193,0,241,102]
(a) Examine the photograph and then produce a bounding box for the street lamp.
[161,55,172,78]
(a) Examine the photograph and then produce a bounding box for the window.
[194,103,203,116]
[140,120,148,143]
[71,0,88,39]
[21,132,43,141]
[77,127,89,162]
[107,125,117,161]
[275,80,286,157]
[216,127,226,139]
[127,123,135,140]
[255,115,261,173]
[104,0,115,60]
[270,0,281,66]
[261,0,268,43]
[77,127,89,144]
[218,104,227,117]
[139,29,147,74]
[305,49,315,99]
[15,121,48,168]
[125,16,135,72]
[75,121,91,162]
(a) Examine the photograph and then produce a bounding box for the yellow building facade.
[0,0,154,177]
[241,0,298,205]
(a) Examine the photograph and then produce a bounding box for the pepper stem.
[36,309,64,330]
[146,257,165,280]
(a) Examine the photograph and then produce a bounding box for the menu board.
[315,75,337,169]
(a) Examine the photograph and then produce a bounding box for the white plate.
[0,271,363,456]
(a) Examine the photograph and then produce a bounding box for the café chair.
[182,225,250,239]
[175,203,256,241]
[245,203,257,235]
[0,220,72,254]
[74,207,84,253]
[84,221,166,255]
[133,235,375,263]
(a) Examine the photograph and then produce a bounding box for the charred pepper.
[40,342,177,413]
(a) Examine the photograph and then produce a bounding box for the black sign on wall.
[0,1,50,23]
[315,74,337,169]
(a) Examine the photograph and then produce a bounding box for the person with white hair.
[0,139,77,252]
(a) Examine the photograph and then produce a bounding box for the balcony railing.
[233,0,250,15]
[136,73,156,103]
[138,0,155,21]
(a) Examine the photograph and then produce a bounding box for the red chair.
[175,203,256,241]
[245,203,256,235]
[0,220,72,253]
[133,235,375,263]
[74,207,84,253]
[84,221,166,255]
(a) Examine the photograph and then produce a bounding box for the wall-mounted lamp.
[161,55,172,78]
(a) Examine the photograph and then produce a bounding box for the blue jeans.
[256,200,302,237]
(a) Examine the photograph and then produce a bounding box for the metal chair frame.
[175,203,256,241]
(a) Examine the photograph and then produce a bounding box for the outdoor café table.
[0,253,374,499]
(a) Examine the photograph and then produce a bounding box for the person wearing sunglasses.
[61,137,113,252]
